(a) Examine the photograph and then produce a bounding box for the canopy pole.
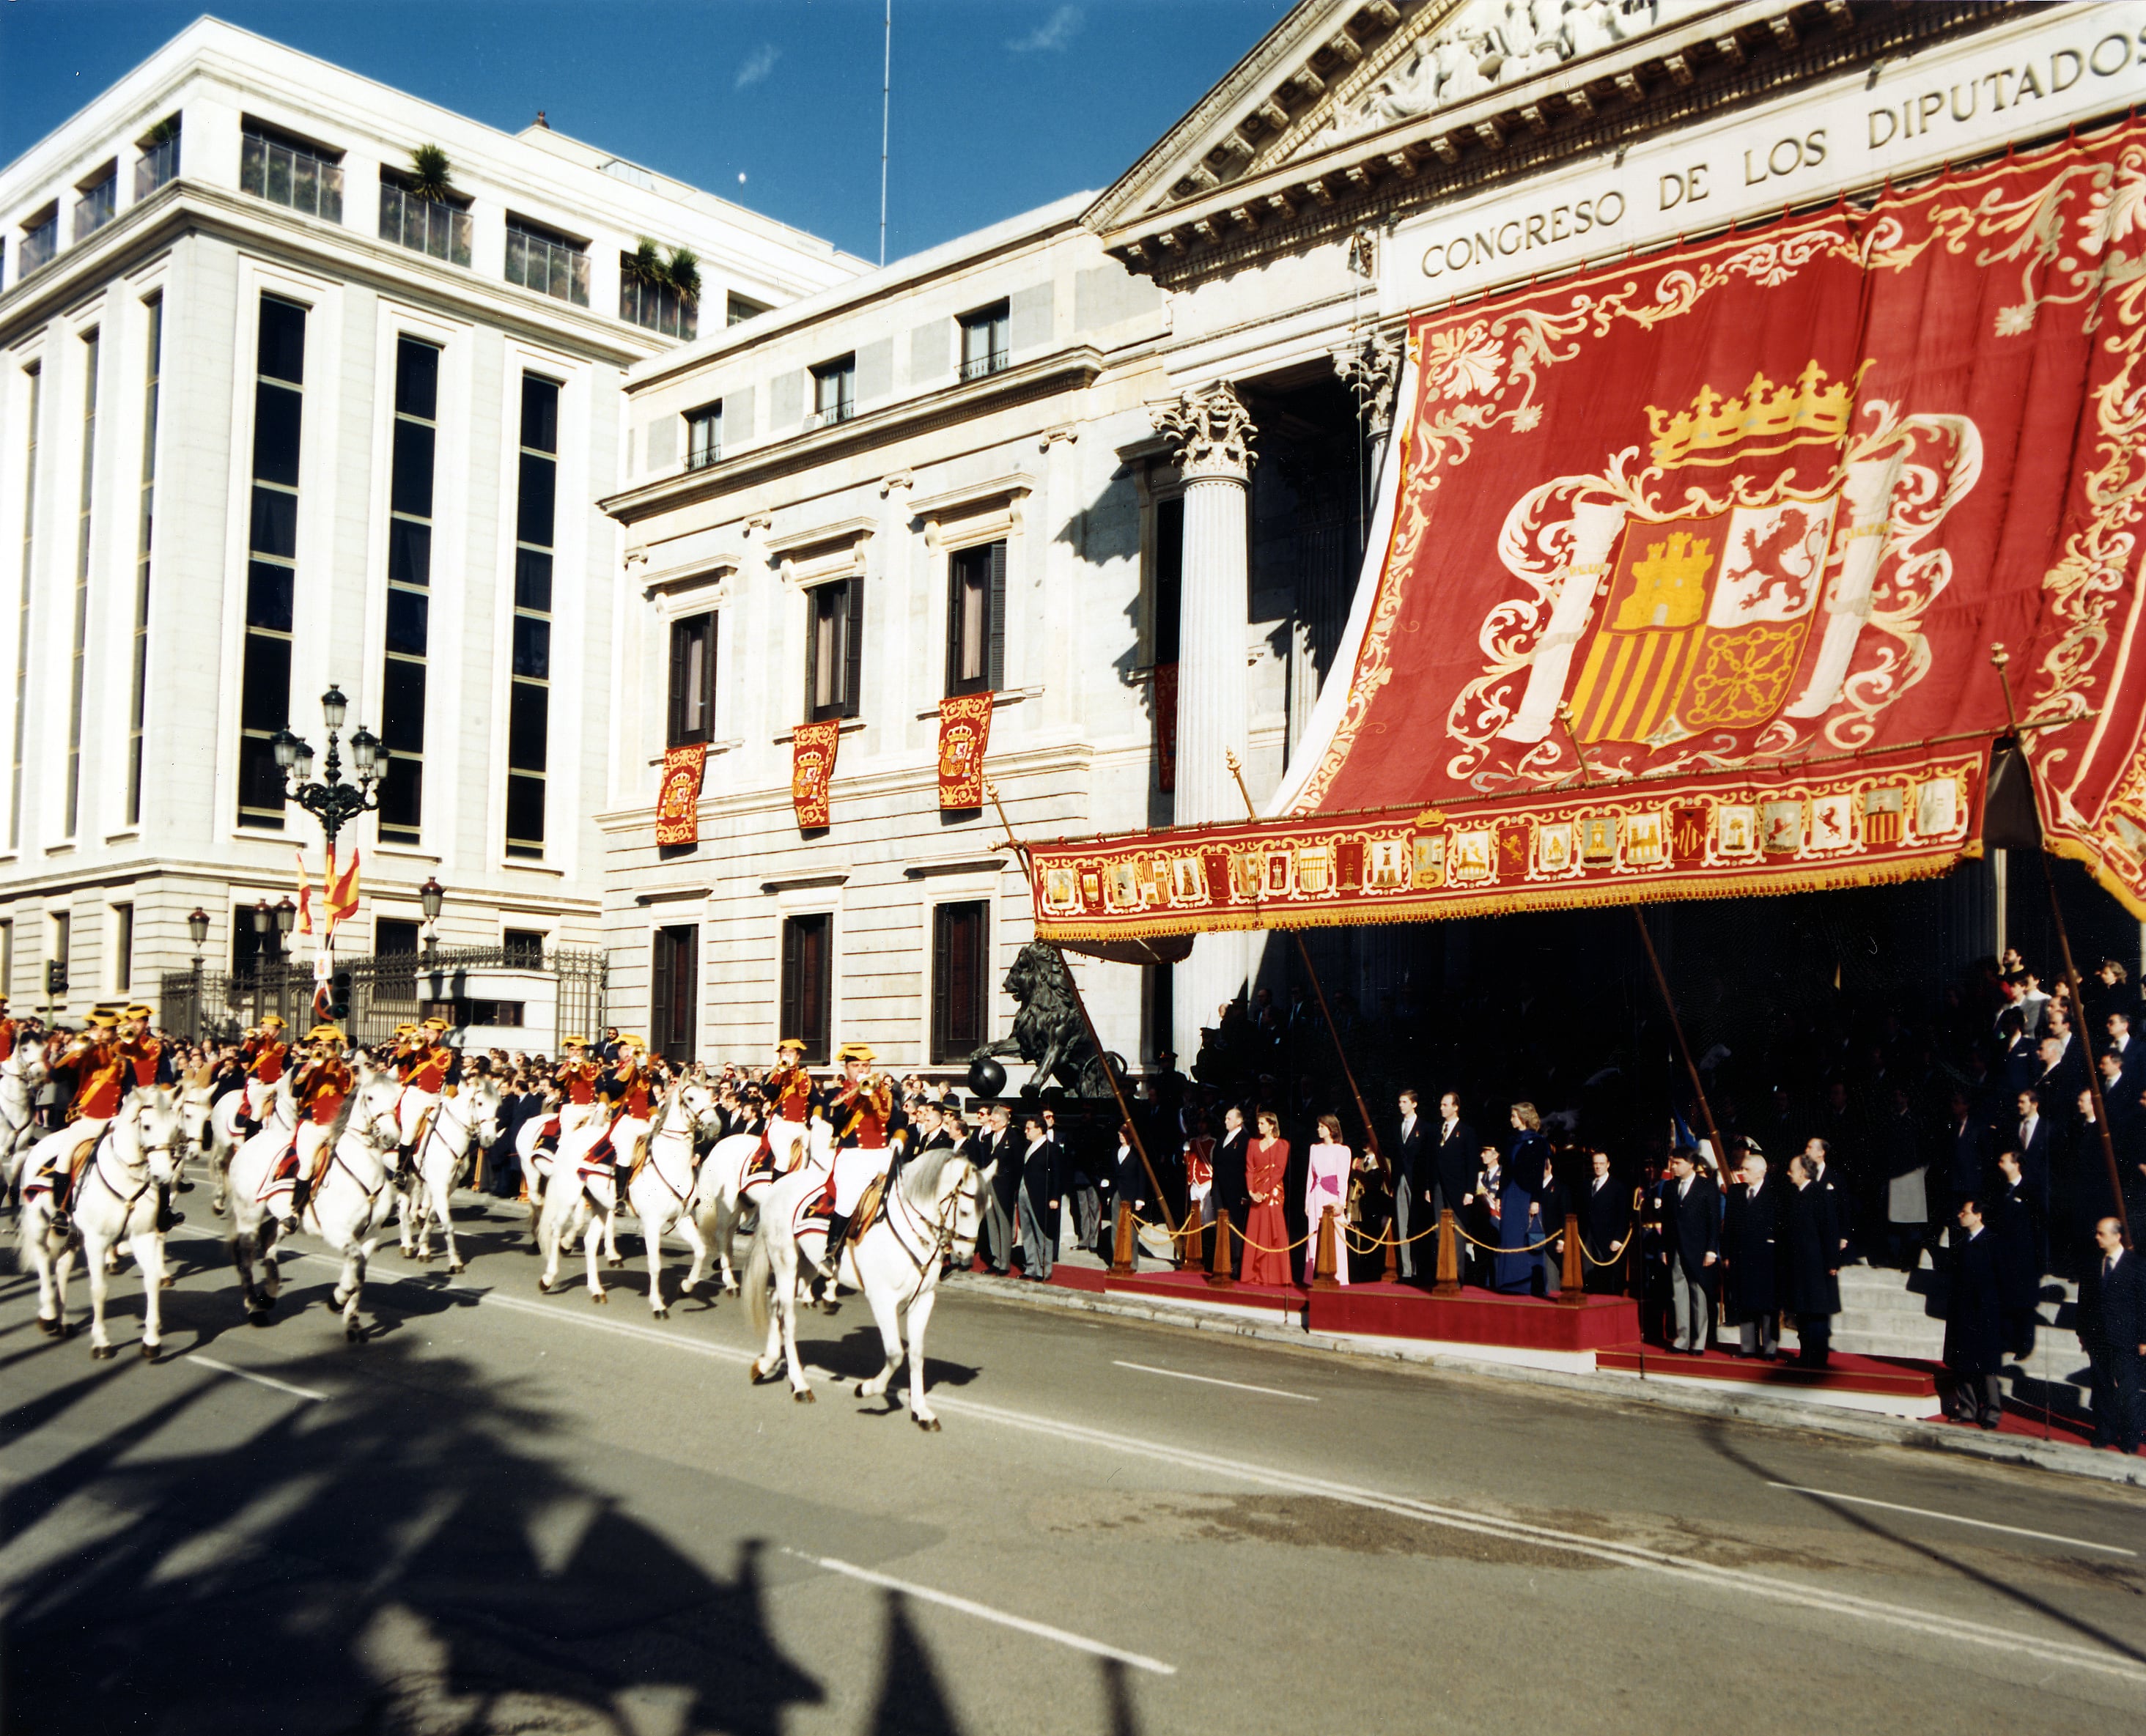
[1990,646,2133,1247]
[987,780,1179,1237]
[1226,751,1392,1194]
[1555,706,1730,1170]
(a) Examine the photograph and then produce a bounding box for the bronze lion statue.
[968,941,1122,1099]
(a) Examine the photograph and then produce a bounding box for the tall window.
[135,119,180,199]
[127,296,161,826]
[685,402,720,470]
[19,207,58,278]
[73,169,117,244]
[237,295,307,830]
[64,329,98,839]
[932,901,989,1063]
[945,540,1005,697]
[959,302,1010,381]
[1153,495,1184,665]
[804,578,863,722]
[240,123,343,222]
[619,262,696,339]
[505,218,588,306]
[378,174,471,266]
[811,356,855,426]
[506,373,559,857]
[667,613,716,747]
[10,363,40,850]
[726,292,771,327]
[650,924,697,1063]
[380,336,439,844]
[779,913,831,1065]
[111,902,133,994]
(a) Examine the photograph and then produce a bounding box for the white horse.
[743,1140,985,1429]
[608,1080,721,1315]
[21,1089,182,1359]
[222,1074,311,1324]
[203,1079,284,1217]
[395,1075,502,1271]
[536,1102,652,1299]
[690,1115,832,1295]
[0,1035,51,1198]
[282,1066,407,1342]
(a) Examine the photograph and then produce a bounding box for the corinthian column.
[1333,328,1403,511]
[1153,380,1256,1066]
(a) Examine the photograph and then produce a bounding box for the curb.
[939,1271,2146,1491]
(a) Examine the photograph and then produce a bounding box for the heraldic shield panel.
[1031,119,2146,948]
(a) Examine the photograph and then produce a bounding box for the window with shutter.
[945,541,1005,697]
[931,901,989,1063]
[779,913,832,1063]
[651,924,696,1062]
[668,613,715,745]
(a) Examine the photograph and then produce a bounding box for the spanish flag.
[324,846,361,929]
[293,849,314,936]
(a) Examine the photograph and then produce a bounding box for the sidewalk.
[940,1258,2146,1489]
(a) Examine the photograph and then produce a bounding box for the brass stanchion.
[1560,1210,1585,1304]
[1179,1214,1206,1272]
[1110,1201,1135,1277]
[1433,1207,1461,1297]
[1209,1208,1236,1288]
[1311,1206,1341,1292]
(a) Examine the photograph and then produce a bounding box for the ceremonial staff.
[985,780,1180,1241]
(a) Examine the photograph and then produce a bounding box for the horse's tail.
[743,1219,773,1337]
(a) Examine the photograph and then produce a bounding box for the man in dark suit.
[1209,1102,1250,1275]
[1576,1148,1632,1294]
[1939,1091,1990,1231]
[1661,1150,1719,1353]
[1943,1197,2007,1429]
[1393,1089,1426,1279]
[1784,1151,1842,1367]
[976,1103,1019,1274]
[1432,1091,1478,1282]
[2012,1087,2056,1235]
[2077,1216,2145,1452]
[1721,1150,1780,1359]
[1989,1148,2043,1358]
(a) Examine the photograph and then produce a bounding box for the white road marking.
[1113,1360,1316,1402]
[1765,1482,2139,1557]
[188,1354,326,1403]
[159,1227,2146,1685]
[782,1548,1176,1675]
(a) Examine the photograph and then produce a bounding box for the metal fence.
[160,945,606,1052]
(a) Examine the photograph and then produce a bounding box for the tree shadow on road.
[0,1333,825,1735]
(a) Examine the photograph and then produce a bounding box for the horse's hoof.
[652,1305,669,1319]
[590,1290,607,1305]
[538,1277,553,1294]
[794,1388,816,1404]
[210,1202,225,1217]
[606,1257,625,1269]
[916,1416,942,1433]
[160,1275,175,1290]
[854,1381,868,1398]
[447,1261,465,1274]
[91,1343,116,1361]
[248,1307,273,1326]
[347,1325,362,1344]
[748,1363,763,1384]
[35,1315,58,1337]
[141,1342,159,1363]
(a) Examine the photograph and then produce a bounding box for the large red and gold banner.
[937,692,993,809]
[792,720,839,830]
[655,743,706,846]
[1034,122,2146,946]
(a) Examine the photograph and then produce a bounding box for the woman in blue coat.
[1497,1103,1552,1295]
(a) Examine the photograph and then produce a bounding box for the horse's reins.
[83,1108,169,1217]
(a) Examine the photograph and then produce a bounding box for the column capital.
[1332,328,1404,442]
[1152,380,1256,484]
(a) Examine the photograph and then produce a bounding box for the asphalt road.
[3,1193,2144,1736]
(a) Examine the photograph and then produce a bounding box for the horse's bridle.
[874,1160,973,1288]
[84,1104,174,1216]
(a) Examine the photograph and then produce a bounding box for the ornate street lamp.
[186,906,210,966]
[273,682,390,850]
[418,876,445,959]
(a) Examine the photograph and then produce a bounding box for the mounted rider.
[394,1015,458,1156]
[20,1011,126,1238]
[238,1014,290,1136]
[765,1037,814,1169]
[553,1036,603,1139]
[0,993,16,1064]
[281,1024,354,1223]
[116,1005,182,1229]
[576,1035,652,1214]
[819,1041,899,1279]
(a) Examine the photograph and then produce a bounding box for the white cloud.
[734,43,781,90]
[1008,4,1083,53]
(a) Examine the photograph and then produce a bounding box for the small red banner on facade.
[792,720,840,829]
[655,743,707,846]
[1152,662,1178,793]
[937,692,994,809]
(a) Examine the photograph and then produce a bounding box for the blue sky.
[1,1,1296,262]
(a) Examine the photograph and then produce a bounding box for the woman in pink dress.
[1304,1114,1354,1287]
[1241,1109,1293,1287]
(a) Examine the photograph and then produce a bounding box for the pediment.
[1085,0,1765,244]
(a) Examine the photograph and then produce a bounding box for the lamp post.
[271,682,388,851]
[187,906,209,1044]
[418,876,444,956]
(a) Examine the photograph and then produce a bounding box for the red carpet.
[1595,1343,1937,1397]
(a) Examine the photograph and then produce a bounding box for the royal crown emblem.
[1645,361,1858,469]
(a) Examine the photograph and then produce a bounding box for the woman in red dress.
[1241,1109,1294,1287]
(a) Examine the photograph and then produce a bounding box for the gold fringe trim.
[1037,846,1972,945]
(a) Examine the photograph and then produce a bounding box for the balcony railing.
[379,183,472,267]
[241,133,343,223]
[686,441,723,471]
[506,226,589,306]
[135,135,180,200]
[18,221,57,277]
[813,399,856,428]
[73,179,117,243]
[960,349,1009,382]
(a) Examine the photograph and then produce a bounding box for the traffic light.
[45,960,67,996]
[330,970,353,1021]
